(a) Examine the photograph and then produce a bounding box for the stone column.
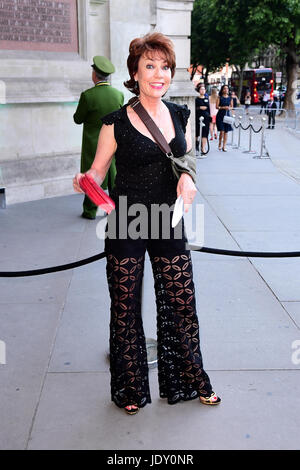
[108,0,153,102]
[155,0,197,142]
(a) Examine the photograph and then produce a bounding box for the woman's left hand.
[177,173,197,212]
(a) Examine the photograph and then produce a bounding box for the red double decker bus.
[230,68,274,104]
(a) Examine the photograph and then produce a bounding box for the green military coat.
[73,82,124,190]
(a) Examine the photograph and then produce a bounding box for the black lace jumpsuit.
[101,100,213,408]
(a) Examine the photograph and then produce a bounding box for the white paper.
[171,195,184,228]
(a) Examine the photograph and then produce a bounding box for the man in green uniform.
[74,56,124,219]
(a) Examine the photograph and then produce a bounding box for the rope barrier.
[239,123,252,131]
[233,121,262,133]
[196,137,210,157]
[1,245,300,278]
[251,125,263,133]
[0,252,106,278]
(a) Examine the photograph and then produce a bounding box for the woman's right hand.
[73,173,84,193]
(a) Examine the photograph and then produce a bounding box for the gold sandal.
[124,404,139,415]
[199,392,221,405]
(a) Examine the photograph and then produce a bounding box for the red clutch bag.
[79,173,115,214]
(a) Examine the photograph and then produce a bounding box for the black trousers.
[259,101,268,114]
[104,210,213,408]
[268,112,276,127]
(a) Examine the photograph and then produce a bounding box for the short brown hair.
[124,32,176,95]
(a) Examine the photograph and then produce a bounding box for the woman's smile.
[149,82,164,89]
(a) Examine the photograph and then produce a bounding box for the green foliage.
[191,0,300,70]
[191,0,230,75]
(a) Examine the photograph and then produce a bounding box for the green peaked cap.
[92,56,115,75]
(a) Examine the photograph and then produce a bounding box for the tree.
[212,0,265,99]
[191,0,230,84]
[212,0,300,110]
[246,0,300,110]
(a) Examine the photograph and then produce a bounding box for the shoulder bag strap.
[129,97,196,184]
[129,97,173,157]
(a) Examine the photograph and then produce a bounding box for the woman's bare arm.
[91,124,117,179]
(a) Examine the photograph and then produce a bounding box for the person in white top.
[259,91,269,114]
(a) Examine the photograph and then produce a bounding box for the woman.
[73,33,221,414]
[230,90,240,109]
[216,84,233,152]
[209,87,218,140]
[244,90,251,114]
[195,84,211,155]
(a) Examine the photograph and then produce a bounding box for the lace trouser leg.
[106,243,152,409]
[150,250,213,404]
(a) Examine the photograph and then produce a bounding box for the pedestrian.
[73,56,124,219]
[279,89,285,109]
[230,90,240,109]
[216,84,233,152]
[266,95,277,129]
[195,84,211,156]
[209,87,218,140]
[73,32,221,414]
[259,91,269,114]
[244,90,251,114]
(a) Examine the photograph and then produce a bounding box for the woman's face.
[222,86,229,95]
[134,51,172,99]
[199,86,206,95]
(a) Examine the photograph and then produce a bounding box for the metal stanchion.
[234,115,242,149]
[254,117,269,159]
[198,116,204,146]
[0,168,6,209]
[243,117,257,154]
[197,116,207,158]
[0,188,6,209]
[231,114,240,149]
[229,114,235,146]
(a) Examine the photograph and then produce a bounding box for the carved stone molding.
[157,0,195,11]
[1,78,91,104]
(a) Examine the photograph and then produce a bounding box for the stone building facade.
[0,0,196,205]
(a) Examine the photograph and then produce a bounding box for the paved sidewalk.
[1,124,300,450]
